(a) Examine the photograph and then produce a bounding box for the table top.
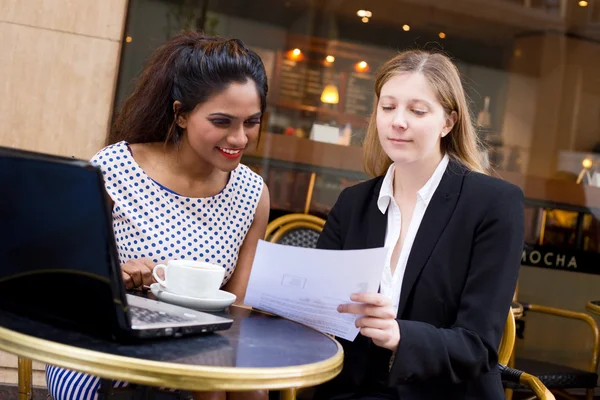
[586,300,600,316]
[0,294,343,391]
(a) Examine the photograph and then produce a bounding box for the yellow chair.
[265,213,325,248]
[514,303,599,400]
[499,309,517,365]
[501,363,556,400]
[264,213,326,399]
[500,309,555,400]
[265,225,554,399]
[586,300,600,316]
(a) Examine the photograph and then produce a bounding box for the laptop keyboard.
[129,305,191,324]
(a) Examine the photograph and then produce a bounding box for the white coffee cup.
[152,260,224,298]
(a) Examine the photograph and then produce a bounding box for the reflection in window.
[116,0,600,219]
[525,205,600,254]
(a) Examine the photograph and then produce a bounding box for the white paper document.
[244,240,387,341]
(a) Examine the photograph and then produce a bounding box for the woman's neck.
[160,138,230,197]
[164,137,221,182]
[393,152,444,199]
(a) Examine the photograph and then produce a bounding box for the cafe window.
[116,0,600,227]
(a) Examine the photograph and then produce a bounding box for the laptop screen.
[0,148,129,338]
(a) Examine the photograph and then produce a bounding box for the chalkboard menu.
[277,58,341,106]
[344,73,375,117]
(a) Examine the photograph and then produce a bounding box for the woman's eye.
[244,119,261,127]
[412,110,426,116]
[211,119,231,127]
[381,106,395,111]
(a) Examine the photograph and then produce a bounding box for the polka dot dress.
[92,140,263,285]
[45,140,263,400]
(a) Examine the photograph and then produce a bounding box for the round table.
[0,298,343,399]
[586,300,600,316]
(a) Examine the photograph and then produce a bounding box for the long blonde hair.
[363,50,487,177]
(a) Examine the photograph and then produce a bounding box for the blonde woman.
[315,50,524,399]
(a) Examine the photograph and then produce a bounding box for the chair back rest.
[498,308,516,365]
[265,213,326,248]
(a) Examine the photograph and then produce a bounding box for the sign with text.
[522,244,600,275]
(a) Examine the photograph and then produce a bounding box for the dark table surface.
[0,292,343,391]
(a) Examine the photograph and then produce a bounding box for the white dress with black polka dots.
[45,140,264,400]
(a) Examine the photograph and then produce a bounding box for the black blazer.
[314,160,524,400]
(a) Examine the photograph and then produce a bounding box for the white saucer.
[150,283,236,312]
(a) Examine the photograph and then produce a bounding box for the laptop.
[0,146,233,340]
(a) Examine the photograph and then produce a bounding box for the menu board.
[344,72,375,117]
[277,58,341,106]
[274,56,375,120]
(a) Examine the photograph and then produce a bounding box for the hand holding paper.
[337,292,400,351]
[244,240,387,341]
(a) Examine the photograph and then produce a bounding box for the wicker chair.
[500,309,518,365]
[501,363,556,400]
[265,213,325,400]
[500,308,556,400]
[264,217,556,399]
[507,303,600,400]
[264,213,325,248]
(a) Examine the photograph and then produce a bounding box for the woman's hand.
[121,258,156,289]
[337,292,400,352]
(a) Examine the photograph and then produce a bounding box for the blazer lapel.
[396,160,466,317]
[365,177,387,249]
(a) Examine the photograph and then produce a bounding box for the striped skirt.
[45,365,128,400]
[45,365,182,399]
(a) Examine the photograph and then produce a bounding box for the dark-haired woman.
[45,31,270,400]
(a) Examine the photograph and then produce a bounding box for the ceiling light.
[320,84,340,104]
[402,24,410,32]
[355,61,369,72]
[579,0,588,6]
[357,9,372,17]
[325,55,335,63]
[287,48,303,60]
[125,36,132,43]
[438,32,446,39]
[362,17,369,23]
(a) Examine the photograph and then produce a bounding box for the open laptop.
[0,146,233,340]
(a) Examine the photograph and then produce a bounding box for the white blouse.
[377,155,449,312]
